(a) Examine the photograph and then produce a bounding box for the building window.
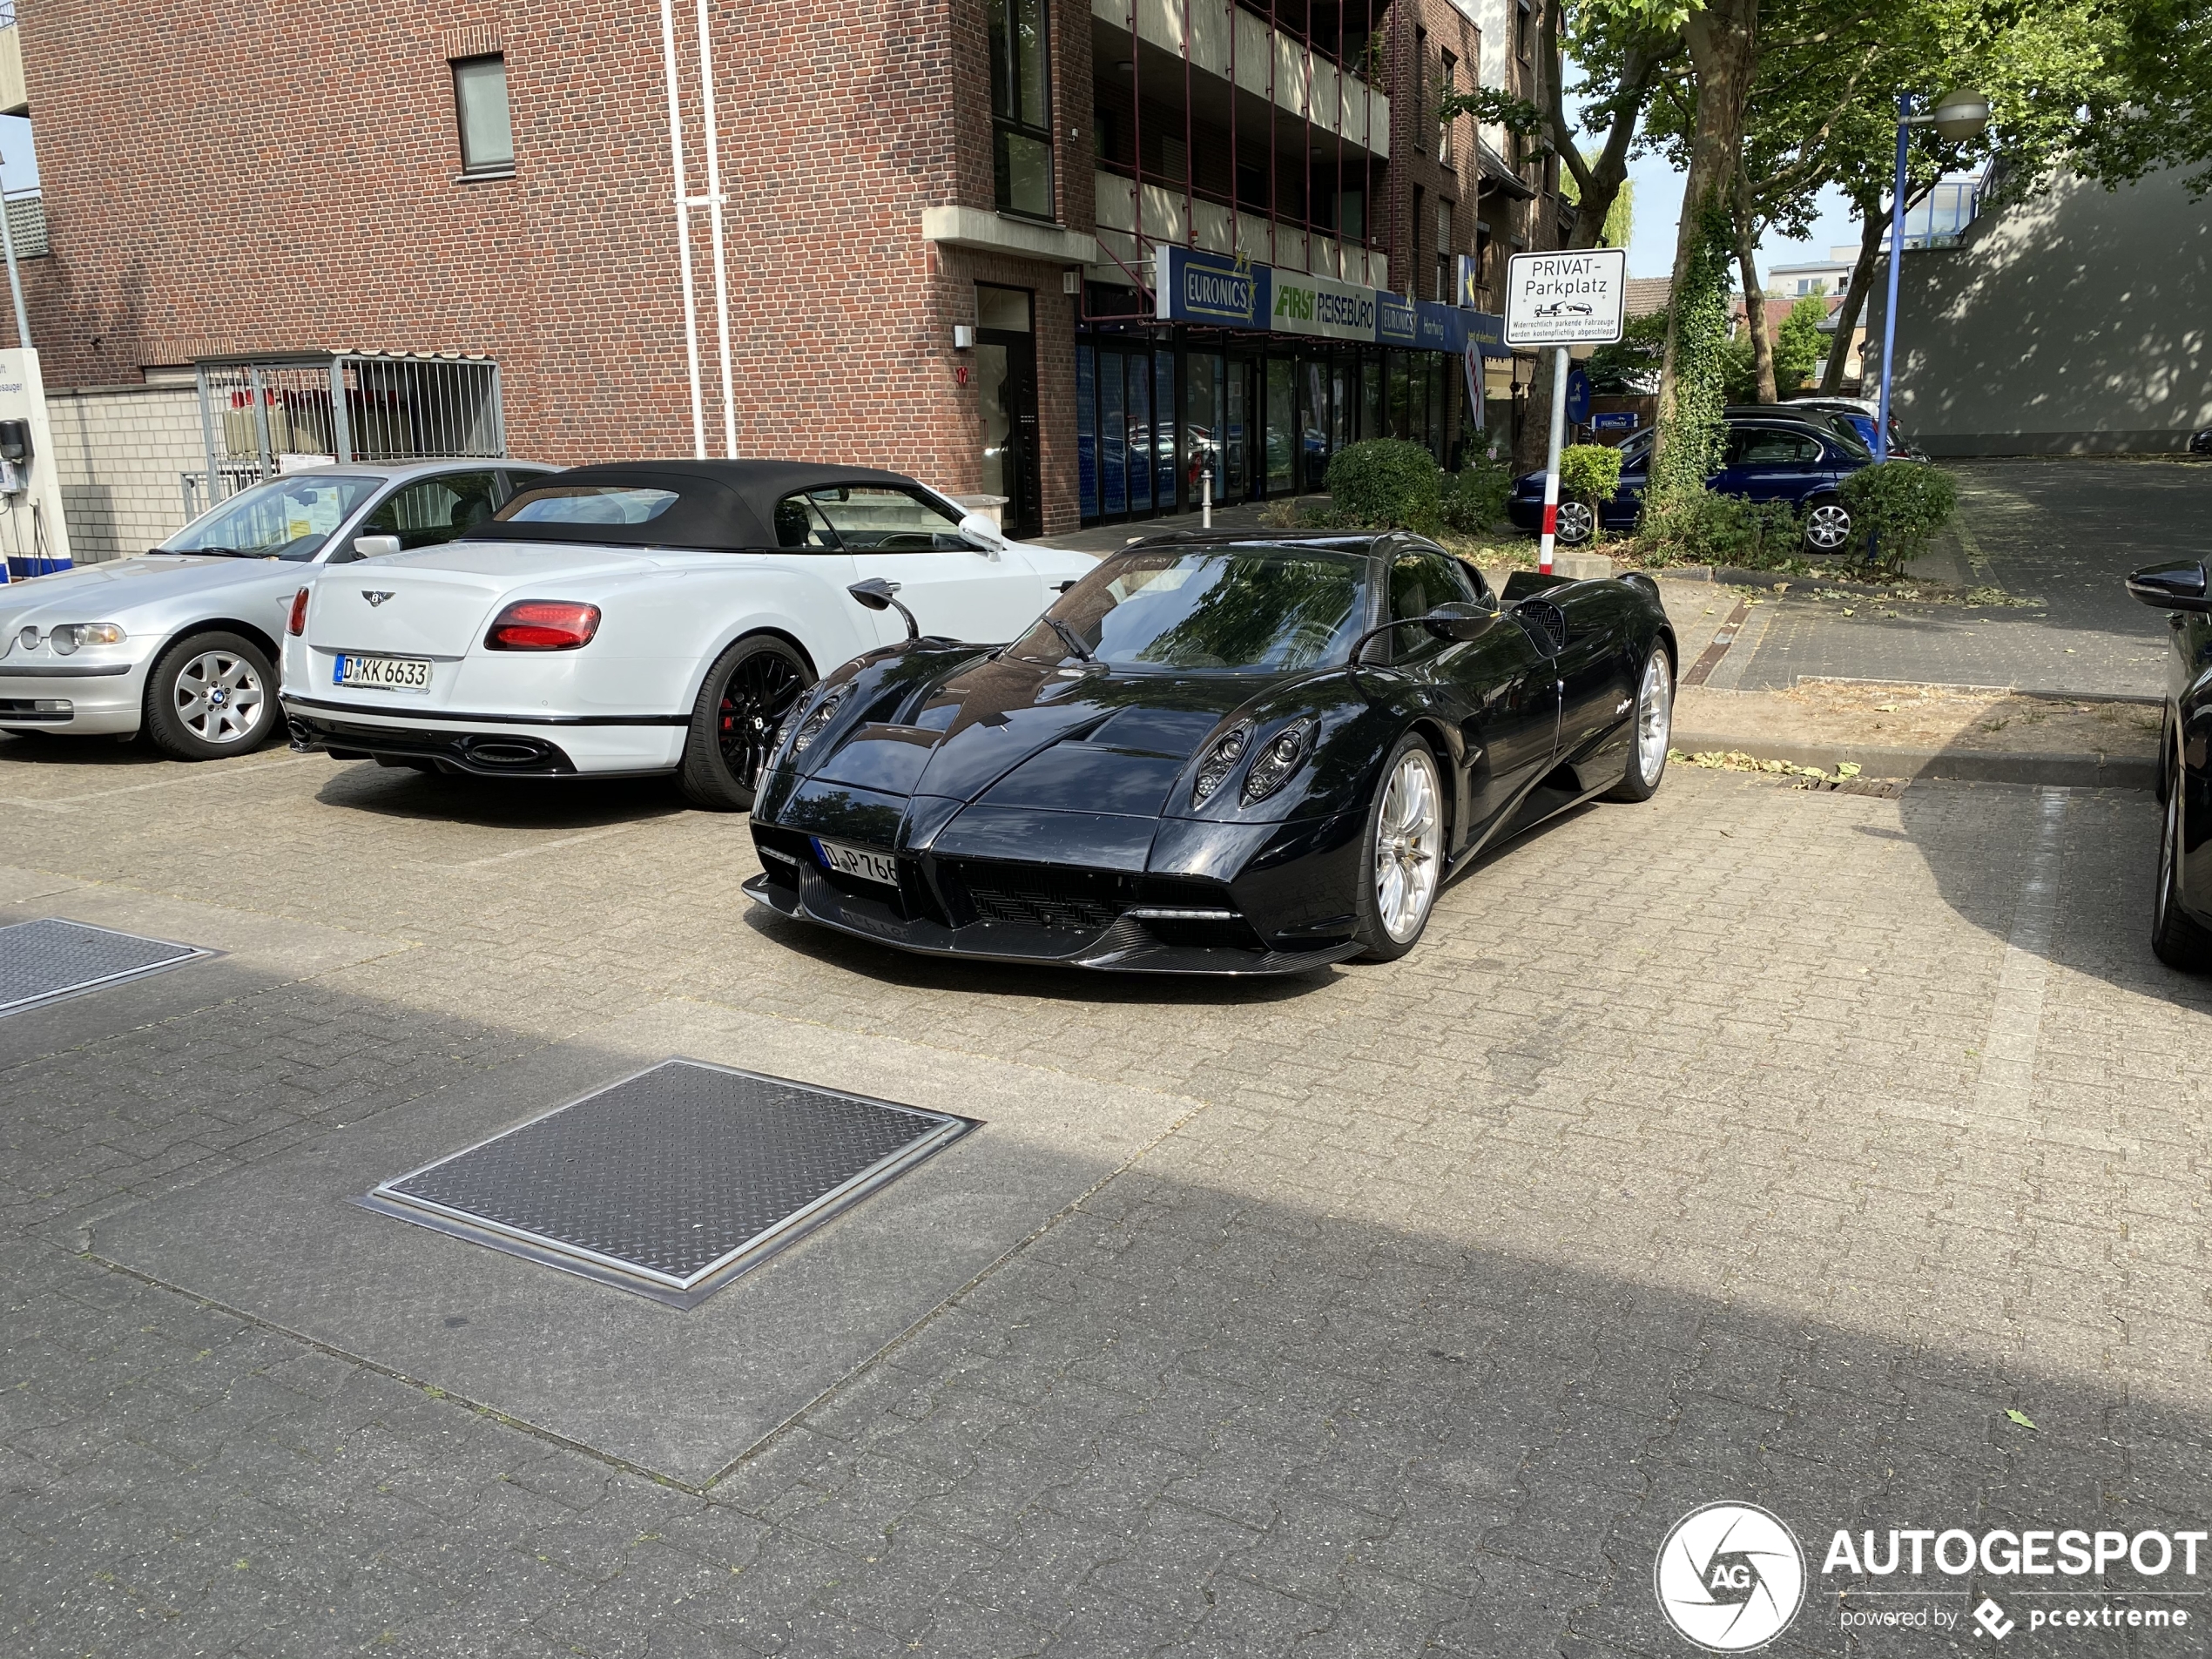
[1516,0,1534,62]
[989,0,1055,219]
[452,56,513,176]
[1435,201,1453,301]
[1439,53,1455,165]
[1412,185,1424,293]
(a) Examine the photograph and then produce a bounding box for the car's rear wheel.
[1354,734,1445,962]
[1554,501,1596,546]
[1803,496,1852,554]
[679,633,814,812]
[1606,644,1674,803]
[2152,742,2212,971]
[144,631,278,760]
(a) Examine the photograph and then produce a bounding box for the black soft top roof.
[462,459,935,549]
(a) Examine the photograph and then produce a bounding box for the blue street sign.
[1566,368,1592,425]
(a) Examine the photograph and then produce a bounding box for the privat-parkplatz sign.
[1504,248,1628,347]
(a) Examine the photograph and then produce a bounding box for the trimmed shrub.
[1557,444,1624,515]
[1633,490,1803,570]
[1325,439,1443,533]
[1840,461,1958,573]
[1442,461,1513,534]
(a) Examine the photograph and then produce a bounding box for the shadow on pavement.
[0,731,172,769]
[311,757,691,831]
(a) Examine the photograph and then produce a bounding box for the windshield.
[1012,547,1370,673]
[159,475,381,561]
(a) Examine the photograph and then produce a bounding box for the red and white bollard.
[1536,345,1570,577]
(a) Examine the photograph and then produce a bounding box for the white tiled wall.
[45,385,207,563]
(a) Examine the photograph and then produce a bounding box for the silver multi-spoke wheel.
[1804,500,1851,553]
[1635,649,1673,787]
[172,648,266,745]
[1373,747,1442,944]
[1555,501,1595,545]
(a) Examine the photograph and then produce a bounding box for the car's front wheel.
[1803,496,1852,554]
[679,633,814,812]
[144,631,279,760]
[1354,733,1446,962]
[1606,644,1674,803]
[2152,743,2212,971]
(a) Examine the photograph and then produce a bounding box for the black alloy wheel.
[679,633,813,812]
[2151,735,2212,971]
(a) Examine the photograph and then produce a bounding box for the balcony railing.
[1093,165,1388,290]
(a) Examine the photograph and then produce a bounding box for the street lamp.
[1874,89,1990,461]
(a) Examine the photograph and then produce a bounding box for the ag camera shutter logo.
[1655,1502,1806,1651]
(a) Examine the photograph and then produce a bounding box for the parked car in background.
[0,461,554,759]
[2189,425,2211,458]
[2126,559,2212,970]
[1508,414,1870,552]
[280,461,1097,810]
[1786,395,1926,460]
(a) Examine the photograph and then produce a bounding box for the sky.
[0,117,36,192]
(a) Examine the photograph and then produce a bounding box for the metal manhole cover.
[357,1058,978,1307]
[0,918,214,1016]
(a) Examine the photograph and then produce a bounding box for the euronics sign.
[1142,244,1509,354]
[1153,245,1271,330]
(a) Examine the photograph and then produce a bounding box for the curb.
[1669,732,2156,791]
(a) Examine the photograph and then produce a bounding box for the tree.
[1771,293,1827,390]
[1561,154,1635,246]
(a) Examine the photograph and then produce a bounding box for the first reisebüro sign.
[1504,247,1628,347]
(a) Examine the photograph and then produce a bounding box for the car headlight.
[48,623,127,656]
[787,685,849,755]
[1190,720,1253,808]
[1241,718,1317,805]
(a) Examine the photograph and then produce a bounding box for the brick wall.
[44,384,205,562]
[16,0,1096,530]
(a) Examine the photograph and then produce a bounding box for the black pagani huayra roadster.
[744,531,1677,974]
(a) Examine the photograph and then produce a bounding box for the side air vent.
[1513,597,1568,654]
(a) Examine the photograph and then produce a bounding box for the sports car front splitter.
[741,869,1361,977]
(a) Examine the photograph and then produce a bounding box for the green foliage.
[1840,461,1959,572]
[1587,308,1669,395]
[1324,440,1444,534]
[1772,295,1828,392]
[1442,462,1514,534]
[1719,334,1759,404]
[1434,85,1546,141]
[1558,444,1624,513]
[1632,491,1805,570]
[1652,203,1734,502]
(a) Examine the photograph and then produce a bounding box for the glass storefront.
[1075,318,1468,527]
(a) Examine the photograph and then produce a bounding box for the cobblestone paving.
[3,736,2210,1658]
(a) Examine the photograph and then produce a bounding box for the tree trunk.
[1656,0,1758,431]
[1546,27,1669,255]
[1731,170,1777,403]
[1818,186,1888,394]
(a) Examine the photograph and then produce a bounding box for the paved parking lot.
[3,727,2211,1656]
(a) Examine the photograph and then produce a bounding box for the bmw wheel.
[679,633,814,812]
[1803,496,1852,554]
[1606,644,1674,803]
[1354,733,1445,962]
[2151,739,2212,972]
[1554,501,1596,546]
[144,631,278,761]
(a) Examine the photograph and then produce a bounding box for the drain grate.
[357,1058,978,1306]
[0,918,214,1016]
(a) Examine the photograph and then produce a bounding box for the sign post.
[1504,248,1628,574]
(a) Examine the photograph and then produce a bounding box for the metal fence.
[191,354,504,507]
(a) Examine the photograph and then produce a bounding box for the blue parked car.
[1509,412,1873,552]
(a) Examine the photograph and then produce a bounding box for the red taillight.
[485,600,602,651]
[287,588,310,636]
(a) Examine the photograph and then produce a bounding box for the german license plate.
[335,653,432,693]
[815,839,898,887]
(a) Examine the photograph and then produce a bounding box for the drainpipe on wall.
[659,0,708,459]
[694,0,738,458]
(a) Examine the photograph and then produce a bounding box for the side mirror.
[2127,562,2212,613]
[957,512,1003,543]
[352,534,402,560]
[848,577,921,642]
[1420,602,1492,642]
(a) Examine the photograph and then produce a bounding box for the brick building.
[8,0,1564,545]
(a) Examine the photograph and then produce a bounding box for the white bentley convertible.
[279,461,1096,808]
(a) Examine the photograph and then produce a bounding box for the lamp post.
[1874,89,1989,461]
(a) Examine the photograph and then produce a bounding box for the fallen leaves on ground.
[1670,749,1865,788]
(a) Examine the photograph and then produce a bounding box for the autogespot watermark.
[1656,1508,2207,1649]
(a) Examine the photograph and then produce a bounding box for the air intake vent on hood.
[1512,597,1568,654]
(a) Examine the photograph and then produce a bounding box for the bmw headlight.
[48,623,127,656]
[786,685,850,755]
[1241,717,1317,805]
[1190,720,1253,808]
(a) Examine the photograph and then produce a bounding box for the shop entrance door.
[976,285,1042,536]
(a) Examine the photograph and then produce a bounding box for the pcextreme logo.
[1655,1503,1807,1652]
